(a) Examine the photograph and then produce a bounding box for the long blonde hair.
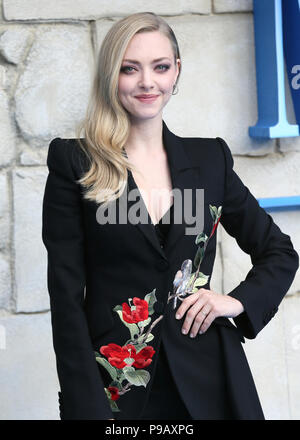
[75,12,181,207]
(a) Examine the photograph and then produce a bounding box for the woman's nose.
[138,68,155,89]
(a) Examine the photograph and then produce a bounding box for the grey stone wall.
[0,0,299,420]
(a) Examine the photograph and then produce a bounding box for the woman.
[42,12,299,420]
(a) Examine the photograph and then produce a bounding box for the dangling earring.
[172,83,178,95]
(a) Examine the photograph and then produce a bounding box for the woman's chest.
[130,155,174,225]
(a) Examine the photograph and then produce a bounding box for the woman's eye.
[120,66,135,73]
[120,64,170,73]
[157,64,171,71]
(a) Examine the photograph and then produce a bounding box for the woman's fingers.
[176,289,212,336]
[190,305,215,337]
[176,288,246,338]
[181,302,210,336]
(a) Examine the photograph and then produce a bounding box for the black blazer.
[42,120,299,420]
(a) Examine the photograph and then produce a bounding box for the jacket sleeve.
[42,137,114,420]
[216,136,299,340]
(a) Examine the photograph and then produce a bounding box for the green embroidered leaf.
[193,245,205,269]
[123,366,135,373]
[186,271,209,293]
[109,380,122,389]
[110,401,121,412]
[113,304,122,313]
[104,387,111,399]
[117,373,127,384]
[134,334,154,347]
[95,354,118,380]
[217,206,222,216]
[144,333,154,343]
[209,204,218,220]
[123,367,150,387]
[137,317,151,328]
[195,232,208,246]
[144,288,157,315]
[193,272,210,288]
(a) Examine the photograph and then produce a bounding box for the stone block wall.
[0,0,299,420]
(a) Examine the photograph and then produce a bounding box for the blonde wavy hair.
[75,11,182,207]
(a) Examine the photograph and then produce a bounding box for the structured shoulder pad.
[46,137,75,181]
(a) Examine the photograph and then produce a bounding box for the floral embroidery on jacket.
[95,205,222,413]
[94,291,163,413]
[168,205,222,309]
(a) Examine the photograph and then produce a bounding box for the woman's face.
[118,31,180,121]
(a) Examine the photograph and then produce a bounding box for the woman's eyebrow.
[122,57,171,64]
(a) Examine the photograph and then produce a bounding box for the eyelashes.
[120,64,171,74]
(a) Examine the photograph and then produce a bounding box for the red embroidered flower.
[132,345,155,368]
[107,386,120,401]
[100,343,133,369]
[100,343,155,369]
[122,297,149,323]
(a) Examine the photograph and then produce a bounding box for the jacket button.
[155,259,169,271]
[154,301,165,314]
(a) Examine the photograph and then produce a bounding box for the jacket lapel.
[126,120,201,259]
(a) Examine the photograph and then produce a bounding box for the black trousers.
[140,341,193,420]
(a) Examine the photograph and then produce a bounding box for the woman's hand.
[175,288,244,338]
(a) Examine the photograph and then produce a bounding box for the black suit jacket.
[42,120,299,420]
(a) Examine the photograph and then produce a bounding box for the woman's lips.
[135,95,159,103]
